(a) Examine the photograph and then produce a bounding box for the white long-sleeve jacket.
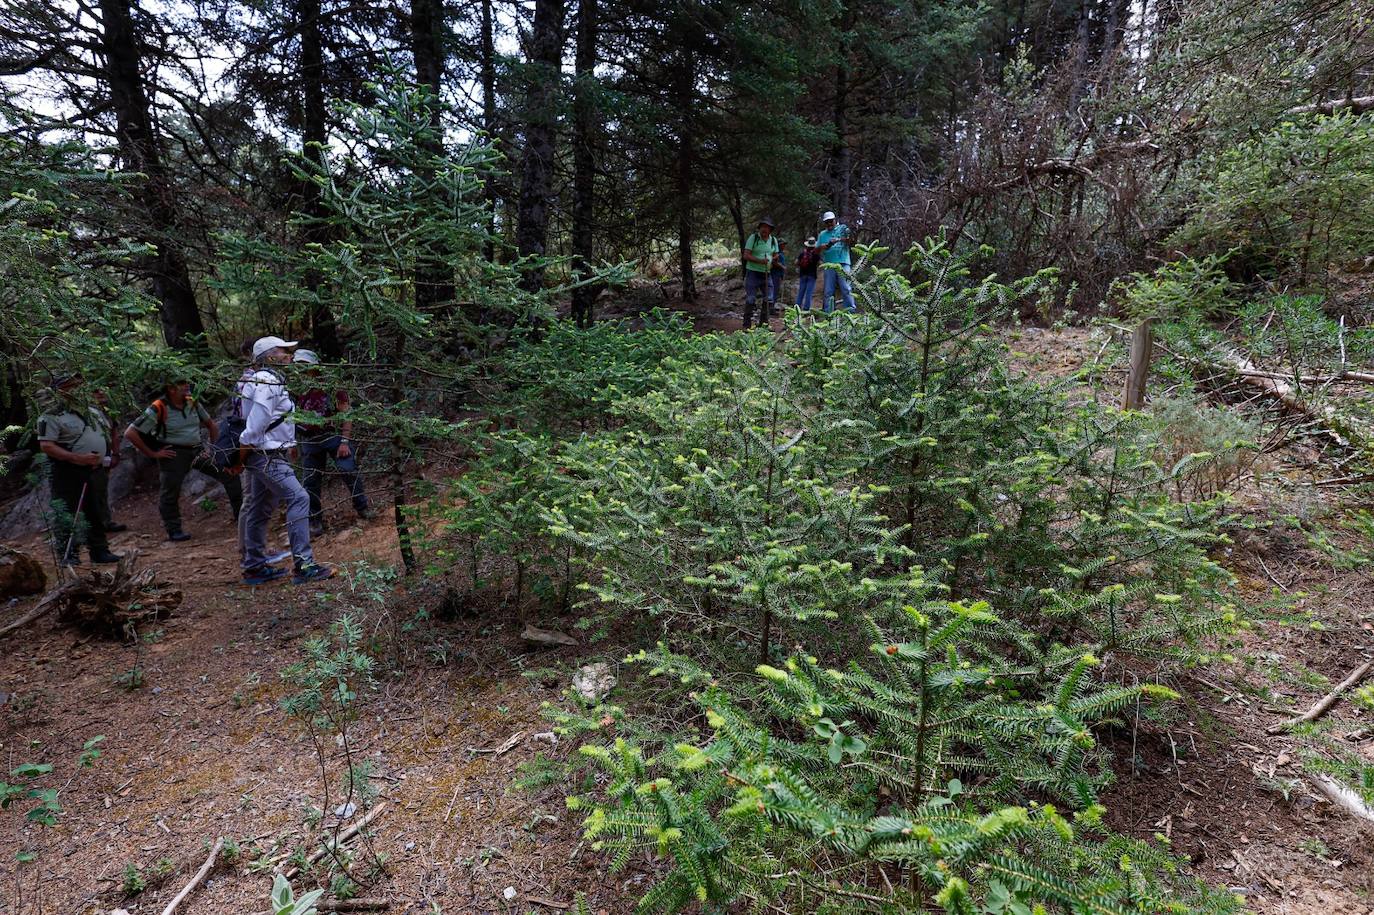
[238,368,295,451]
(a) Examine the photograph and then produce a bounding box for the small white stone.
[502,886,518,901]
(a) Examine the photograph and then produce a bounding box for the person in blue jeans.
[795,236,819,311]
[293,349,373,537]
[741,217,780,329]
[816,210,856,313]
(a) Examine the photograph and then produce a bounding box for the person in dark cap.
[125,376,243,541]
[35,373,122,566]
[741,217,780,330]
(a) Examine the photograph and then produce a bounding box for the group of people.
[742,209,856,329]
[34,336,373,587]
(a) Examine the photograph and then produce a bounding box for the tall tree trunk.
[514,0,565,294]
[97,0,205,351]
[298,0,342,357]
[675,46,696,301]
[829,15,853,217]
[480,0,498,262]
[569,0,598,328]
[411,0,455,316]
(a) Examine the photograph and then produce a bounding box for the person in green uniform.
[125,377,244,542]
[90,389,127,534]
[35,373,122,566]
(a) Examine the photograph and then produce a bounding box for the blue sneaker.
[292,564,335,586]
[242,565,289,586]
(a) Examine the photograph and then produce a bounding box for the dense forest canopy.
[3,0,1374,912]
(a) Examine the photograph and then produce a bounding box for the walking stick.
[63,478,90,562]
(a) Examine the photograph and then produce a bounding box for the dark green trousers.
[50,460,108,560]
[158,446,244,534]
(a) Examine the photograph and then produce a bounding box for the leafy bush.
[520,240,1247,911]
[1149,394,1261,501]
[1173,111,1374,284]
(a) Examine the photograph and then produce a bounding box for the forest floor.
[1,275,1373,914]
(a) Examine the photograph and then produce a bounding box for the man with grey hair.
[236,336,333,586]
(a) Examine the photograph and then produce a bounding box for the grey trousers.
[239,450,314,571]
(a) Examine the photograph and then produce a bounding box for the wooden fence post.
[1123,318,1154,410]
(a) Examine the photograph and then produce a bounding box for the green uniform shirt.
[743,232,779,273]
[36,406,109,459]
[818,224,851,266]
[132,398,210,447]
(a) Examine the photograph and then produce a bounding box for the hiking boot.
[167,530,191,542]
[293,563,334,586]
[104,522,128,533]
[242,565,289,586]
[89,549,122,564]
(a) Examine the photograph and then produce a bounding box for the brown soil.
[3,291,1373,914]
[0,497,632,914]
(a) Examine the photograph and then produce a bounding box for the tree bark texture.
[675,45,696,302]
[98,0,205,351]
[515,0,565,293]
[297,0,342,357]
[411,0,456,316]
[569,0,599,327]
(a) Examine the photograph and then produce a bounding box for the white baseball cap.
[252,336,298,359]
[293,349,320,365]
[820,211,837,222]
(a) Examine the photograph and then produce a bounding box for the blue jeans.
[822,265,856,313]
[301,435,369,526]
[239,450,314,571]
[796,274,817,311]
[768,269,783,303]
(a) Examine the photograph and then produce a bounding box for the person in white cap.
[235,336,333,586]
[816,211,856,313]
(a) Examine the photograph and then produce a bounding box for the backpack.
[150,395,194,446]
[213,369,285,470]
[797,247,818,272]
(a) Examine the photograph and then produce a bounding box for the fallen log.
[0,568,82,639]
[1310,773,1374,825]
[1267,661,1373,734]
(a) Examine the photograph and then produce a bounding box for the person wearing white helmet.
[816,210,856,313]
[293,349,373,537]
[235,336,333,586]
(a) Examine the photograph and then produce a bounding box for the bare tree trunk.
[830,55,851,215]
[298,0,342,357]
[411,0,456,317]
[480,0,498,263]
[675,46,697,301]
[514,0,565,294]
[569,0,599,328]
[97,0,205,351]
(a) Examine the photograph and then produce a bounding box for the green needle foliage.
[480,238,1256,912]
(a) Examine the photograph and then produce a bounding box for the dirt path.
[0,494,628,914]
